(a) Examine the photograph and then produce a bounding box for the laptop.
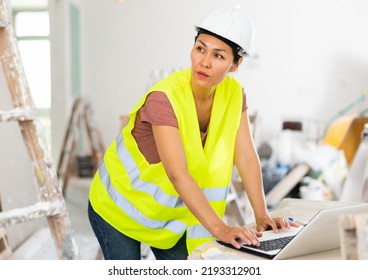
[217,203,368,259]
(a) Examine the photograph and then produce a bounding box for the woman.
[88,4,297,260]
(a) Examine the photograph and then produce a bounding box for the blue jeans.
[88,201,188,260]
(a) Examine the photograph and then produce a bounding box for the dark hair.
[195,28,242,64]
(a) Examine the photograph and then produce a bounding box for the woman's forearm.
[170,172,227,237]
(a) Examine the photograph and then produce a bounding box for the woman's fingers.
[225,227,261,248]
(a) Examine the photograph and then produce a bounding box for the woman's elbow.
[165,167,188,186]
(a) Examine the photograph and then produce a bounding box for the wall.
[4,0,368,188]
[79,0,368,147]
[49,0,84,163]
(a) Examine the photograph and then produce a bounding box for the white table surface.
[188,198,357,260]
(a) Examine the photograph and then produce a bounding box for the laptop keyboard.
[244,235,294,251]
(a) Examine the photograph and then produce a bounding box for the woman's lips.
[197,71,209,78]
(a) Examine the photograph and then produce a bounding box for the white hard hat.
[195,4,255,57]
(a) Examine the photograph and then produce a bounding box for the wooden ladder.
[57,97,105,195]
[0,1,79,259]
[0,198,11,260]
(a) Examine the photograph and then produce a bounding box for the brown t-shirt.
[132,90,248,164]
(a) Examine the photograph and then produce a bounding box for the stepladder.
[57,97,105,195]
[0,0,79,259]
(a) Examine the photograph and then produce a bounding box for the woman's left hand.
[256,216,299,233]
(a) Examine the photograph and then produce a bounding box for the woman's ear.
[230,57,243,72]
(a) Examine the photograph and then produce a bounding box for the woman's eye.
[196,46,205,53]
[214,54,224,59]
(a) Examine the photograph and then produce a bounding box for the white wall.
[81,0,198,143]
[5,0,368,170]
[246,0,368,141]
[49,0,84,162]
[77,0,368,147]
[49,0,78,163]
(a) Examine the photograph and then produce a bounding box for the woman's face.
[190,33,242,90]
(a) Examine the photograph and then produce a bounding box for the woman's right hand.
[214,224,262,249]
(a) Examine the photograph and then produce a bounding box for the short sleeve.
[139,91,178,128]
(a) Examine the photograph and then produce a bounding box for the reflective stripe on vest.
[98,161,186,233]
[97,132,229,235]
[116,132,229,204]
[187,224,212,239]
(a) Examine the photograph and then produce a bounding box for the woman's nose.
[200,54,211,68]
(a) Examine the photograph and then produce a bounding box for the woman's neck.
[191,82,215,103]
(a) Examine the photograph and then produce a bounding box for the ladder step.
[0,201,64,228]
[226,192,237,202]
[0,108,35,122]
[0,19,6,28]
[0,227,12,259]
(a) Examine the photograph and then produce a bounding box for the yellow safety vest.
[89,68,243,254]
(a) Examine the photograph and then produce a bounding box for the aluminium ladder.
[0,0,79,259]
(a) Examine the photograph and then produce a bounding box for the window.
[13,9,51,146]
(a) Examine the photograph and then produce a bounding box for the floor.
[10,177,100,260]
[10,176,155,260]
[8,176,245,260]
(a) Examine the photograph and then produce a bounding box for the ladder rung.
[0,108,35,122]
[0,201,64,228]
[0,227,12,259]
[226,193,237,202]
[0,19,6,28]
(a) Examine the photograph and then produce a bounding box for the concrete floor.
[10,177,100,260]
[8,174,247,260]
[9,176,155,260]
